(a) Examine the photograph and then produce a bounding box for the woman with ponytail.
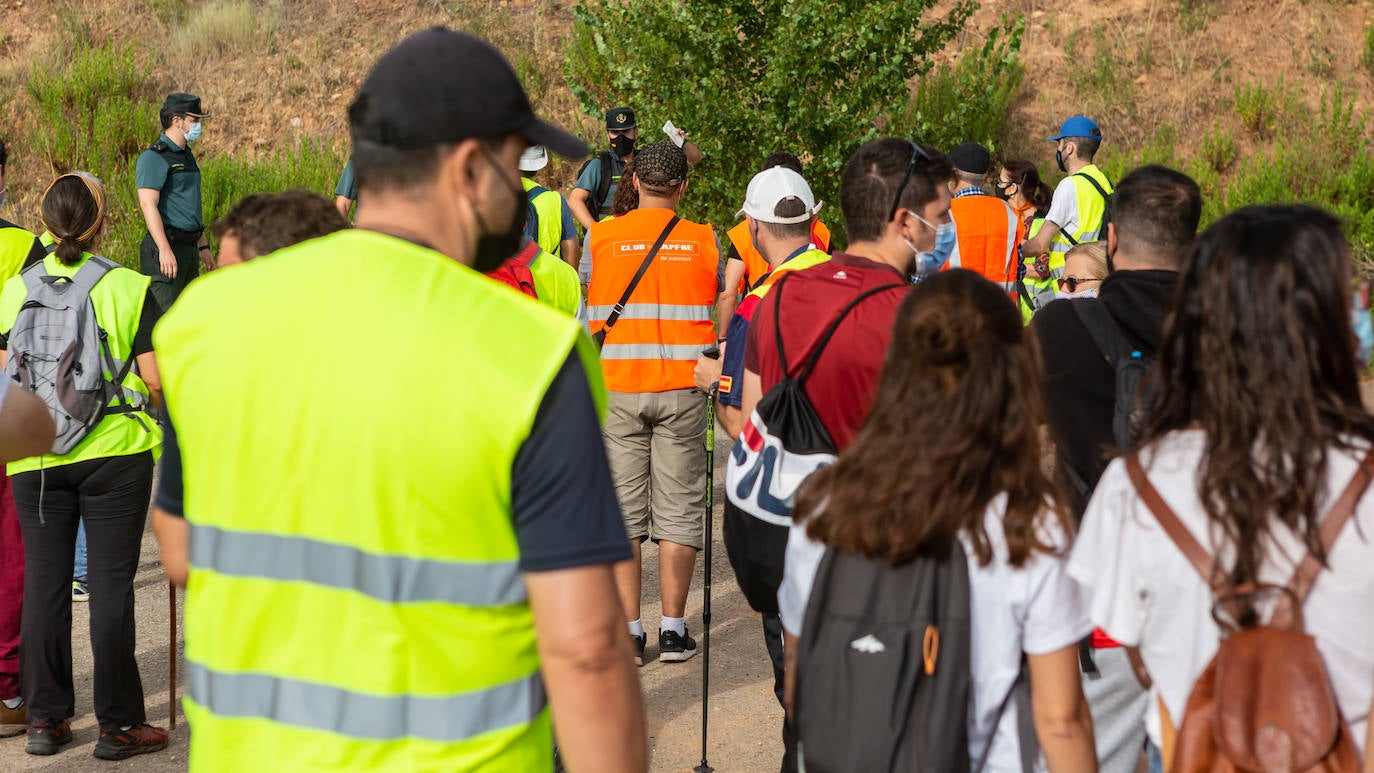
[780,270,1098,771]
[0,172,167,759]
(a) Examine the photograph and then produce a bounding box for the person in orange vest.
[586,140,723,666]
[945,142,1021,297]
[717,152,832,324]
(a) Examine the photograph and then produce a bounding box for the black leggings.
[11,452,153,728]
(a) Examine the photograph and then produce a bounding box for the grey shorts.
[602,388,708,548]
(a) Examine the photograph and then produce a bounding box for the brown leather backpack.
[1126,451,1374,773]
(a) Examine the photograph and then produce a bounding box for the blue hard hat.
[1046,115,1102,142]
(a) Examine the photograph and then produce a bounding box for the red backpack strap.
[1125,453,1220,590]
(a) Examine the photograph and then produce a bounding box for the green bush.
[1362,23,1374,77]
[1199,124,1236,173]
[907,16,1026,154]
[566,0,987,244]
[1066,24,1134,111]
[1233,80,1299,140]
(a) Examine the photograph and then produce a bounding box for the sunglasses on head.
[888,141,936,222]
[1058,276,1102,293]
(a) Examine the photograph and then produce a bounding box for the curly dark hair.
[610,159,639,217]
[796,269,1069,567]
[1140,204,1374,586]
[212,189,348,260]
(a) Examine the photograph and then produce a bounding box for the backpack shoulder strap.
[1073,171,1112,203]
[794,283,904,385]
[1071,299,1133,368]
[596,152,615,210]
[597,215,680,340]
[1285,449,1374,605]
[973,658,1036,773]
[68,255,118,293]
[1125,453,1219,589]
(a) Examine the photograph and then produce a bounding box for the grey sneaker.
[658,628,698,663]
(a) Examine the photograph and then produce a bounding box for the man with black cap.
[569,107,702,230]
[587,139,722,669]
[946,141,1021,295]
[136,92,215,311]
[151,28,647,772]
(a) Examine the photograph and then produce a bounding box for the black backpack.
[794,541,1038,773]
[723,275,902,612]
[1059,299,1154,510]
[575,151,619,221]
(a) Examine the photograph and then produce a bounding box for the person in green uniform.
[135,93,216,311]
[333,157,356,220]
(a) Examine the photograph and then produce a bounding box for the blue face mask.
[183,120,203,143]
[1352,290,1373,366]
[907,213,957,276]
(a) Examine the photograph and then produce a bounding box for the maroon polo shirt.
[744,252,909,451]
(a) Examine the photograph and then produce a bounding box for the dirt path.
[0,431,782,772]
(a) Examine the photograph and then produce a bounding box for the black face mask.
[472,151,528,274]
[609,135,636,158]
[994,181,1013,201]
[1055,146,1069,173]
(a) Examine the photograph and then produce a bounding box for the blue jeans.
[1147,740,1164,773]
[73,520,87,582]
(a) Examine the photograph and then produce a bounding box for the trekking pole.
[696,344,720,773]
[169,580,177,730]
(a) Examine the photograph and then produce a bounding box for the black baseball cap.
[605,107,636,130]
[162,93,209,117]
[350,28,587,160]
[948,142,991,175]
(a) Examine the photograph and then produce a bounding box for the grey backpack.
[6,257,148,454]
[794,540,1037,773]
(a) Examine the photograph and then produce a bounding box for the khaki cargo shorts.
[602,388,708,549]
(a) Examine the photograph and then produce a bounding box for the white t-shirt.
[1044,177,1081,238]
[1069,429,1374,751]
[780,494,1092,772]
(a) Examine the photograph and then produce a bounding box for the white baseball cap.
[518,145,549,172]
[736,167,821,224]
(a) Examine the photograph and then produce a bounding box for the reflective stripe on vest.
[189,523,526,606]
[587,209,718,393]
[584,303,712,322]
[156,230,580,769]
[728,219,832,293]
[1049,165,1113,254]
[949,195,1020,284]
[188,662,545,743]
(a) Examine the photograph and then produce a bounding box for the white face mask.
[1055,288,1099,301]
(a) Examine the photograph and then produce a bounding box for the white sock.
[1,697,20,709]
[661,616,686,636]
[627,619,644,637]
[120,724,133,732]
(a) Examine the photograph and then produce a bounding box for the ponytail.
[41,173,106,266]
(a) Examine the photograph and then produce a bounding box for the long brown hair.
[1140,205,1374,586]
[41,172,106,266]
[797,269,1068,567]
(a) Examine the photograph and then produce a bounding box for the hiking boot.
[72,580,89,602]
[0,699,26,738]
[658,628,698,663]
[632,633,646,667]
[93,723,167,760]
[25,719,72,756]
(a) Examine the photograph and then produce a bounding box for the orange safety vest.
[948,194,1020,292]
[727,219,832,294]
[587,208,719,393]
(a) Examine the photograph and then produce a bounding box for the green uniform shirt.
[135,133,204,232]
[334,159,357,201]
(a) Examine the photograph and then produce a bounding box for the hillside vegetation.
[1,0,1372,265]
